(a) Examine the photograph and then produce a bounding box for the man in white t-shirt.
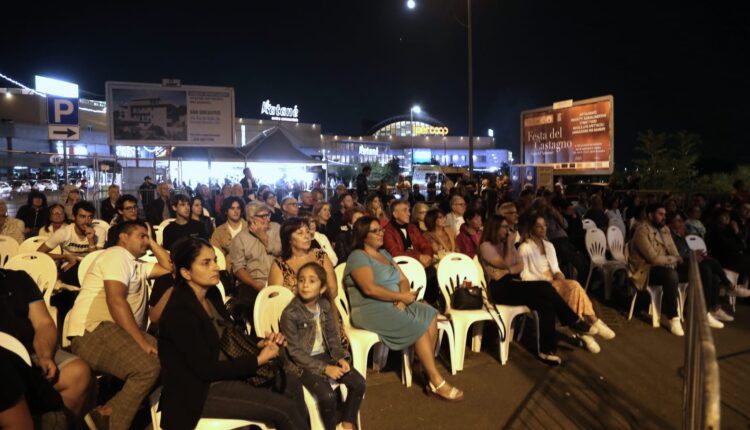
[37,201,104,287]
[67,220,172,430]
[445,195,466,238]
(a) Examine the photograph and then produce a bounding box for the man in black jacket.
[16,190,47,236]
[355,165,371,204]
[146,182,174,226]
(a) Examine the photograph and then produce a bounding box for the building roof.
[169,146,244,162]
[366,112,447,135]
[239,126,320,164]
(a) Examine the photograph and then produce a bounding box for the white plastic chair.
[91,219,109,244]
[685,234,743,313]
[334,264,381,380]
[394,256,457,376]
[584,227,626,294]
[474,255,540,365]
[0,234,19,268]
[0,331,32,366]
[77,249,106,286]
[436,253,494,371]
[19,236,61,255]
[156,218,175,246]
[149,387,274,430]
[213,245,227,271]
[5,252,59,324]
[582,218,597,231]
[628,284,664,328]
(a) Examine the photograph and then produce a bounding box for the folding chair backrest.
[213,246,227,271]
[582,219,597,231]
[19,236,60,255]
[0,235,19,268]
[91,219,110,229]
[608,217,627,240]
[607,226,627,263]
[473,255,488,289]
[393,255,427,301]
[253,286,294,338]
[436,252,480,313]
[5,252,57,293]
[78,250,106,286]
[155,218,175,246]
[585,228,608,265]
[334,264,352,328]
[91,220,109,244]
[685,234,707,253]
[0,331,31,366]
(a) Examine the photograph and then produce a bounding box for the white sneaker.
[711,308,734,322]
[706,312,724,329]
[593,319,616,340]
[669,318,684,336]
[580,335,601,353]
[728,287,750,298]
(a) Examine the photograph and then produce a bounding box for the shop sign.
[414,125,449,136]
[358,145,378,156]
[260,99,300,122]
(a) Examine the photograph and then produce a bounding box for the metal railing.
[682,252,721,430]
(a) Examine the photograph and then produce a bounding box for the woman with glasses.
[422,208,455,262]
[479,214,598,365]
[39,203,69,237]
[344,216,464,401]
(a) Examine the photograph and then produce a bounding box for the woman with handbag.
[518,213,616,354]
[479,214,599,365]
[157,237,307,430]
[345,216,464,401]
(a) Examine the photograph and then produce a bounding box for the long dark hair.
[280,217,309,260]
[172,237,214,289]
[351,215,378,251]
[481,214,507,245]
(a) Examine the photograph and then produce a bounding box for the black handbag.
[218,322,286,392]
[451,286,484,310]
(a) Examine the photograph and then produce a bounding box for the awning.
[239,126,320,164]
[169,146,244,162]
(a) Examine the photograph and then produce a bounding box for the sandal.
[427,379,464,401]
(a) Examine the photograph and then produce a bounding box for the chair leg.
[647,286,663,328]
[584,265,595,291]
[440,322,457,375]
[351,341,373,381]
[304,386,325,430]
[401,349,413,388]
[628,290,638,320]
[516,315,527,342]
[372,343,389,372]
[677,283,688,322]
[452,322,469,371]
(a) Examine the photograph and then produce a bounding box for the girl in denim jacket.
[280,262,365,430]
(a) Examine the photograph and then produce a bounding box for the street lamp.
[407,1,474,176]
[410,105,421,168]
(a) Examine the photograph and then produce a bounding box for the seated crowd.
[3,172,750,430]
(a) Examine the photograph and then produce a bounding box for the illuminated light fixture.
[34,75,79,98]
[407,0,416,9]
[411,105,421,114]
[4,92,11,98]
[488,128,494,137]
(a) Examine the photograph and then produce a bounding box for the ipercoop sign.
[414,125,449,136]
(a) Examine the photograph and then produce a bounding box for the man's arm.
[28,301,58,380]
[146,223,173,279]
[105,280,156,354]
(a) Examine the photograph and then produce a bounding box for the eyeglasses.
[254,213,271,218]
[122,206,138,211]
[368,228,384,234]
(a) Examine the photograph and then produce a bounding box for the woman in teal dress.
[344,216,464,401]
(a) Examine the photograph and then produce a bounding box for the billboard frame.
[519,94,614,176]
[106,81,236,148]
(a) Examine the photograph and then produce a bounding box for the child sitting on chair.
[280,262,365,430]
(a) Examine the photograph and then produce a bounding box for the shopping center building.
[1,86,512,188]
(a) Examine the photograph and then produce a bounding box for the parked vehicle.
[11,181,31,194]
[0,182,11,195]
[37,179,59,191]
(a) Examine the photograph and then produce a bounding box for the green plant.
[632,130,700,192]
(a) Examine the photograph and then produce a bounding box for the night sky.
[2,1,748,170]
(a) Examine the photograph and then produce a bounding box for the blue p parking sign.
[47,97,79,125]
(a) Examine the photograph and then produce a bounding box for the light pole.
[410,105,421,168]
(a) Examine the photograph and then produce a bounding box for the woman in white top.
[518,213,615,353]
[305,215,338,266]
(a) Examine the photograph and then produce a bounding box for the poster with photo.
[106,81,235,147]
[520,95,614,175]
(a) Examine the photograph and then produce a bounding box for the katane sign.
[260,99,299,122]
[358,145,378,156]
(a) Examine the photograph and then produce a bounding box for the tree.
[632,130,700,192]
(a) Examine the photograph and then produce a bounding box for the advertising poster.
[520,95,613,175]
[106,81,235,147]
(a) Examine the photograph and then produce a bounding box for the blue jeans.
[299,356,365,430]
[201,379,307,430]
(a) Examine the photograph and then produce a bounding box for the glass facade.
[373,120,442,137]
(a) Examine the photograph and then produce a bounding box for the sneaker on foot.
[728,286,750,298]
[84,408,109,430]
[707,312,725,329]
[579,334,601,353]
[538,352,562,365]
[711,308,734,322]
[669,317,684,336]
[569,319,599,336]
[593,319,616,340]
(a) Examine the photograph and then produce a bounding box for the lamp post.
[410,105,421,168]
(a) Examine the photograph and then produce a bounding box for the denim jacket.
[280,297,349,376]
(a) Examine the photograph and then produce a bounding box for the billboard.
[106,81,235,147]
[520,95,613,175]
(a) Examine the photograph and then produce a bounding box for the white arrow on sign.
[48,125,80,141]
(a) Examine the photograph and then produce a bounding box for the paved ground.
[358,296,750,430]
